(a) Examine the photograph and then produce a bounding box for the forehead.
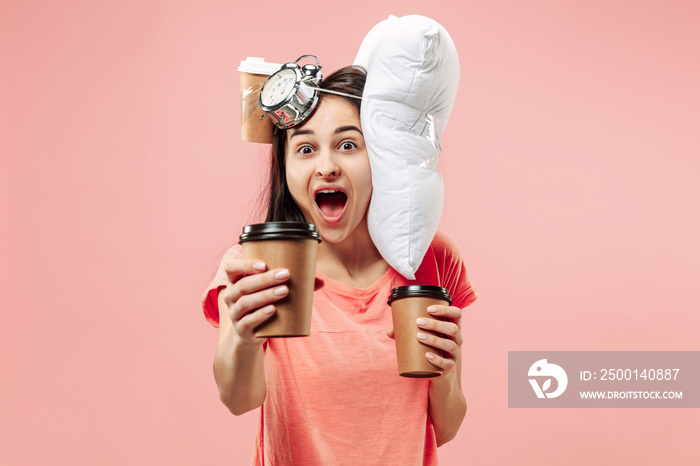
[292,96,360,133]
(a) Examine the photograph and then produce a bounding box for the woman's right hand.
[219,259,291,345]
[213,254,324,415]
[219,259,325,346]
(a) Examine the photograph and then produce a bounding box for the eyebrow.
[335,125,363,136]
[289,129,314,140]
[289,125,363,140]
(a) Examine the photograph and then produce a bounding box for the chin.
[316,225,349,244]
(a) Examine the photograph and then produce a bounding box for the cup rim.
[237,57,282,75]
[239,221,322,243]
[387,285,452,306]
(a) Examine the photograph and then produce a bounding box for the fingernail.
[273,286,288,296]
[417,332,428,341]
[274,269,290,280]
[262,305,276,316]
[427,306,438,314]
[426,352,435,360]
[252,262,266,272]
[416,318,428,327]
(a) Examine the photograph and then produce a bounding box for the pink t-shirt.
[202,232,477,465]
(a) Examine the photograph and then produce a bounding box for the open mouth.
[315,189,348,222]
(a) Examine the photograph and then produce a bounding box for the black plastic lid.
[387,285,452,306]
[239,221,321,243]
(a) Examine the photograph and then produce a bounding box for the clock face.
[260,69,297,107]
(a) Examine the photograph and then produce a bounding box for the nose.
[315,151,340,178]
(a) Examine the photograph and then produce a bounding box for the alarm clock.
[259,55,323,129]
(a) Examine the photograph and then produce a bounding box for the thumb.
[386,327,395,340]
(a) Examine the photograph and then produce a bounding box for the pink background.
[2,1,698,464]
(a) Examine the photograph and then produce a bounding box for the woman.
[202,66,476,465]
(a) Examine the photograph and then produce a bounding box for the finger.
[427,305,463,324]
[221,268,289,306]
[416,318,463,346]
[224,258,267,282]
[230,284,289,322]
[235,268,290,297]
[416,332,460,359]
[234,304,277,337]
[386,327,395,340]
[314,277,325,291]
[425,351,457,372]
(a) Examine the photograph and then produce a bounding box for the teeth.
[318,190,340,194]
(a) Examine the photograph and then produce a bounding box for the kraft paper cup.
[388,285,452,378]
[239,222,321,337]
[238,57,281,144]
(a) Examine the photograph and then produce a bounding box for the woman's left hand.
[416,305,463,375]
[386,304,466,444]
[386,304,463,375]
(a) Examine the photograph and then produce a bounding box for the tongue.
[317,192,347,218]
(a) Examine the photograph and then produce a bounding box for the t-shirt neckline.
[315,266,399,297]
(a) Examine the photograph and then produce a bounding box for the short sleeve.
[201,244,244,328]
[431,232,477,309]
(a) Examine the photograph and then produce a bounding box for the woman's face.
[285,96,372,244]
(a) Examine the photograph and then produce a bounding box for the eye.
[297,145,315,155]
[339,141,357,151]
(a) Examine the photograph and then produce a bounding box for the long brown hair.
[263,66,366,222]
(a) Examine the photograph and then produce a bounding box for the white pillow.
[353,15,460,279]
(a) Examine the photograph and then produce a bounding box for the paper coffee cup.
[388,285,453,378]
[239,222,321,337]
[238,57,281,144]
